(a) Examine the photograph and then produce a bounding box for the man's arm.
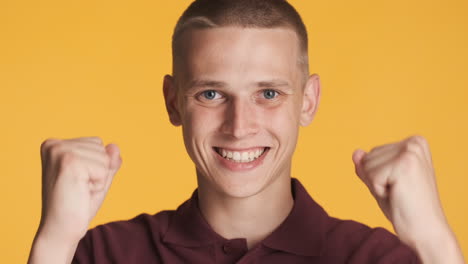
[352,135,465,264]
[28,137,122,264]
[28,231,80,264]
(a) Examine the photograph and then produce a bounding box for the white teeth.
[217,148,266,163]
[233,152,241,161]
[241,152,249,162]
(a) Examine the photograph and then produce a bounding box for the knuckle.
[413,134,429,149]
[407,134,427,147]
[369,144,384,153]
[362,160,371,172]
[40,138,60,153]
[361,153,371,164]
[371,181,381,193]
[404,140,422,155]
[399,151,419,165]
[361,155,373,169]
[60,152,79,165]
[49,143,65,158]
[88,157,108,175]
[89,136,103,145]
[410,134,423,142]
[90,168,108,185]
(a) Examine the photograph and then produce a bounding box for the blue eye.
[201,90,219,100]
[263,89,278,99]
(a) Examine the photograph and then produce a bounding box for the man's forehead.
[176,26,300,65]
[172,26,304,93]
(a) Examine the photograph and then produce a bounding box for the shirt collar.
[262,178,328,256]
[162,188,222,247]
[162,178,329,256]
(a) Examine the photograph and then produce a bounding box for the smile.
[213,147,269,163]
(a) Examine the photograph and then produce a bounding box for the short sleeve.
[71,212,170,264]
[72,230,94,264]
[348,227,421,264]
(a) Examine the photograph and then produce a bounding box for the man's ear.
[163,74,182,126]
[300,74,321,127]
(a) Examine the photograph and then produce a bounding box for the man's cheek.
[260,105,297,127]
[185,108,219,136]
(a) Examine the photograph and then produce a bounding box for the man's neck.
[197,175,294,250]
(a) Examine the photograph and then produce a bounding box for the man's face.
[164,27,319,198]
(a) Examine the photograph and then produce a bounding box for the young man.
[28,0,465,263]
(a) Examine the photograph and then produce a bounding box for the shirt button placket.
[222,242,232,254]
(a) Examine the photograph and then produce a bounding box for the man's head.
[171,0,310,84]
[163,0,321,198]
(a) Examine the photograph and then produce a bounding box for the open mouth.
[213,147,270,163]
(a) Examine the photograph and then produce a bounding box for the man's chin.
[208,172,273,199]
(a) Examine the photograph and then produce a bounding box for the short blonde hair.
[171,0,309,84]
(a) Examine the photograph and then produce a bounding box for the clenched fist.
[37,137,122,247]
[352,135,464,263]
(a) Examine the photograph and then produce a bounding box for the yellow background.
[1,0,467,262]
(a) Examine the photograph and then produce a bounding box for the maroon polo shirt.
[73,178,420,263]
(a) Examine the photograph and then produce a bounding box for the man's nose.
[220,98,259,139]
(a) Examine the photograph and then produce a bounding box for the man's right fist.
[37,137,122,245]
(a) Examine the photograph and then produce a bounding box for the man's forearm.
[404,225,465,264]
[28,231,79,264]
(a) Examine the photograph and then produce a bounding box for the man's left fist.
[352,135,450,247]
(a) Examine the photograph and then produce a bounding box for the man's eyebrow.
[188,79,227,89]
[186,78,293,91]
[257,80,293,91]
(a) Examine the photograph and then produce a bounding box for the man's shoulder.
[326,216,396,240]
[86,209,176,240]
[73,210,176,263]
[323,216,419,263]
